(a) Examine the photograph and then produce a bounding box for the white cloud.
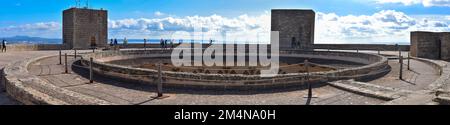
[376,0,450,7]
[0,22,61,38]
[108,12,271,42]
[104,10,450,43]
[0,10,449,44]
[3,22,60,31]
[154,11,165,16]
[316,10,449,44]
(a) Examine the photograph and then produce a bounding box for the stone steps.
[329,79,413,100]
[312,92,351,105]
[435,91,450,105]
[434,96,450,105]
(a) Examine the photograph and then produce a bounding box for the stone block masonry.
[63,8,108,49]
[271,9,315,50]
[411,31,450,61]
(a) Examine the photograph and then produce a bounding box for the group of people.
[107,38,183,50]
[160,39,175,49]
[109,38,128,50]
[1,39,6,53]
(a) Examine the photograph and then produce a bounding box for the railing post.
[65,53,68,74]
[59,47,62,65]
[74,49,77,59]
[305,60,312,105]
[398,48,402,63]
[90,57,93,83]
[407,52,410,70]
[144,39,147,50]
[400,56,403,80]
[157,63,163,97]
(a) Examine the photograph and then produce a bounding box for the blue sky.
[1,0,450,44]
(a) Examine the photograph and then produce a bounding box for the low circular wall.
[80,49,390,90]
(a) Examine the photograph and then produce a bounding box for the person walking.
[143,39,147,49]
[2,39,6,52]
[164,40,168,49]
[160,38,164,49]
[114,38,118,50]
[0,39,3,53]
[110,39,114,47]
[123,37,128,48]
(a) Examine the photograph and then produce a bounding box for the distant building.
[271,9,315,50]
[63,8,108,49]
[411,31,450,60]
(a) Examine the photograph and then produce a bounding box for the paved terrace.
[0,50,90,105]
[0,50,443,105]
[0,51,61,105]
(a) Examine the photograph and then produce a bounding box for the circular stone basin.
[108,57,341,75]
[137,62,336,75]
[80,50,390,91]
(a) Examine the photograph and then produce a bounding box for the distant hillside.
[2,36,61,44]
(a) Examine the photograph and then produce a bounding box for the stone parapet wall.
[5,44,66,51]
[314,44,410,51]
[4,43,412,52]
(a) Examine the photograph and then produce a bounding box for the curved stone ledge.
[2,55,114,105]
[80,50,390,90]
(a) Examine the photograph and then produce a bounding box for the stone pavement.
[0,51,62,105]
[0,50,443,105]
[0,50,90,105]
[334,50,441,91]
[369,59,439,91]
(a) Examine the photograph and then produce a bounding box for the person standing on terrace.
[160,38,164,49]
[123,37,129,48]
[1,39,6,52]
[143,39,147,49]
[110,39,114,47]
[114,38,118,50]
[164,40,168,49]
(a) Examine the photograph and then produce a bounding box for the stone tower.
[411,31,450,61]
[63,8,108,49]
[271,9,315,50]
